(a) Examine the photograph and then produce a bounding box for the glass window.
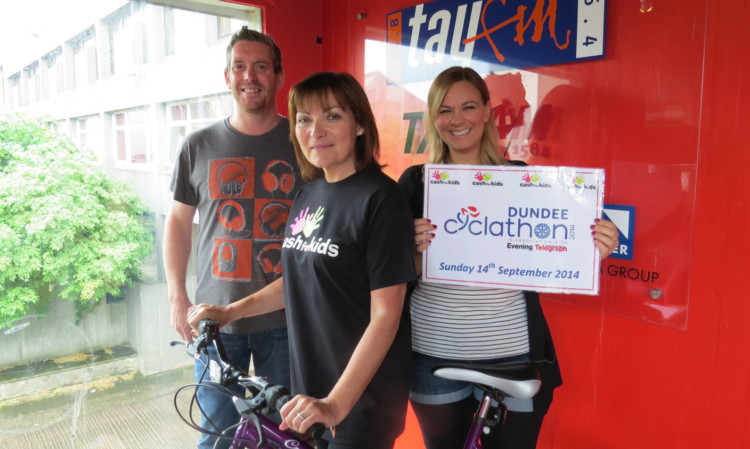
[110,9,136,76]
[166,94,234,165]
[114,108,150,164]
[73,115,104,162]
[24,63,40,104]
[164,7,176,56]
[0,1,262,446]
[9,73,21,108]
[42,49,63,99]
[72,29,98,86]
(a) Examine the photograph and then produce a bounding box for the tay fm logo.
[386,0,606,84]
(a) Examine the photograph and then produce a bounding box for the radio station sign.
[386,0,607,84]
[422,164,604,294]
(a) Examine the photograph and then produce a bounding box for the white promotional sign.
[423,164,605,295]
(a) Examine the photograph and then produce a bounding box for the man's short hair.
[226,26,282,74]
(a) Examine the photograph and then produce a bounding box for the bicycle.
[173,319,539,449]
[431,361,542,449]
[171,319,324,449]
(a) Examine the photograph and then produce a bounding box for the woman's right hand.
[414,218,437,254]
[187,303,231,330]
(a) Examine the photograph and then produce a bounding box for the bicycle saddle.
[432,362,541,399]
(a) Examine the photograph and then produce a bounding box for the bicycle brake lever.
[232,400,266,449]
[232,396,256,416]
[169,340,198,358]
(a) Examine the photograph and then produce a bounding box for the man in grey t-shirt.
[163,27,299,449]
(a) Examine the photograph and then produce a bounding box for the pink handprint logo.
[289,205,326,237]
[431,170,449,181]
[289,207,309,236]
[522,173,540,183]
[474,171,492,182]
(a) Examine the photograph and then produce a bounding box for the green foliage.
[0,114,154,329]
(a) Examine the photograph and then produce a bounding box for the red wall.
[240,0,325,114]
[258,0,750,447]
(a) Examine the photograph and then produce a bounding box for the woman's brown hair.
[288,72,383,181]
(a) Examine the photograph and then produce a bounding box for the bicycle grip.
[306,422,325,440]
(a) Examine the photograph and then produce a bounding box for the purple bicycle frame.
[231,413,314,449]
[462,394,494,449]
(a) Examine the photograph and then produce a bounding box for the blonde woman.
[398,66,619,449]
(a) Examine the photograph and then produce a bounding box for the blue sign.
[386,0,607,84]
[602,204,635,260]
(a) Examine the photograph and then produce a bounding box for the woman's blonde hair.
[424,67,507,166]
[288,72,382,181]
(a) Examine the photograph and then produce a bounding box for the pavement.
[0,362,427,449]
[0,366,201,449]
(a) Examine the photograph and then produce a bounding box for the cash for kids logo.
[442,204,573,253]
[473,171,504,186]
[429,169,460,185]
[571,175,597,190]
[520,172,552,188]
[282,205,340,257]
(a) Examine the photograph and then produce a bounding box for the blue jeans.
[194,327,290,449]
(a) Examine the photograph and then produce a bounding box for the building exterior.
[0,0,262,381]
[1,0,260,217]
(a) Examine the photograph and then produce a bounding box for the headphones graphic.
[258,243,283,276]
[216,161,249,196]
[217,241,238,273]
[262,160,295,194]
[259,201,290,238]
[217,200,246,232]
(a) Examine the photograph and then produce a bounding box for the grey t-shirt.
[170,117,301,333]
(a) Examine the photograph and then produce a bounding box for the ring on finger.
[297,412,305,421]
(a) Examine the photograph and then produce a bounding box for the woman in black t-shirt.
[189,72,416,449]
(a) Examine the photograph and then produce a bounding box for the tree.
[0,114,154,329]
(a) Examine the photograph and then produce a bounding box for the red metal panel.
[314,0,750,447]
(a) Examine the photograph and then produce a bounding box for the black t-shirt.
[281,167,417,444]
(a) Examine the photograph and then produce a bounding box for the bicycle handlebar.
[172,319,325,440]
